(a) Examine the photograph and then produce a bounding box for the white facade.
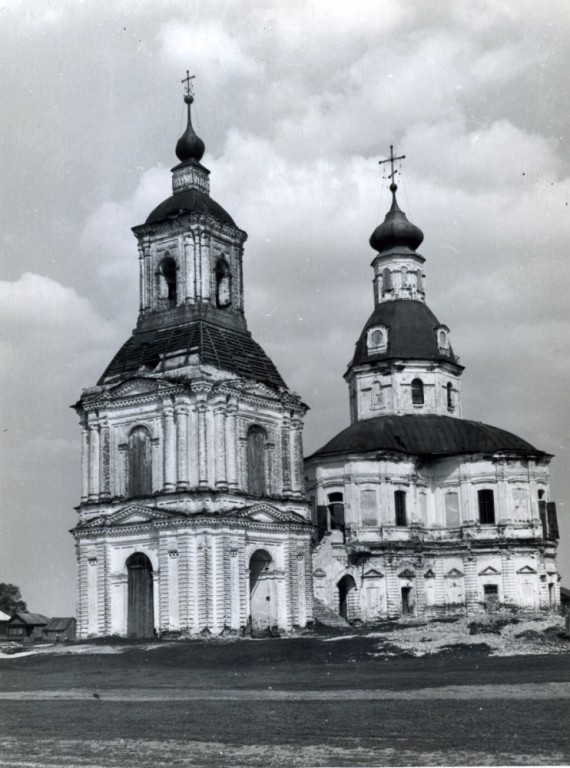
[73,96,313,639]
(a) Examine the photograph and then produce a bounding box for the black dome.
[146,188,235,226]
[309,414,547,460]
[351,300,461,369]
[369,188,424,254]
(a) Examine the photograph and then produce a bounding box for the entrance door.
[249,550,273,632]
[127,553,154,638]
[401,586,413,615]
[337,575,357,621]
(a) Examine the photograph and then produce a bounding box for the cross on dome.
[378,145,406,191]
[181,70,196,101]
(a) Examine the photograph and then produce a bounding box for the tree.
[0,583,27,615]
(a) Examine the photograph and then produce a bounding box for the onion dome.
[175,94,205,163]
[370,183,424,253]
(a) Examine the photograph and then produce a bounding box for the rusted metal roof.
[350,300,461,369]
[145,188,235,227]
[99,321,286,391]
[308,414,548,460]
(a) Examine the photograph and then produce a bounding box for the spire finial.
[175,71,205,163]
[378,145,406,195]
[181,70,196,103]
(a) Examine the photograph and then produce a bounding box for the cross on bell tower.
[378,145,406,188]
[181,70,196,100]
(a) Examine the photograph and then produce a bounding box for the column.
[384,557,400,618]
[80,422,89,502]
[197,400,208,488]
[99,419,111,500]
[290,418,304,494]
[200,231,210,301]
[213,403,227,488]
[184,234,196,302]
[281,416,292,494]
[230,546,241,630]
[138,244,145,311]
[162,401,176,491]
[87,419,100,502]
[145,249,153,309]
[168,547,180,631]
[296,550,307,627]
[175,400,190,490]
[225,401,239,490]
[118,444,128,498]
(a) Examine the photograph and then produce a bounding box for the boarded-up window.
[128,427,152,498]
[478,489,495,524]
[247,426,266,497]
[445,492,460,527]
[395,490,407,526]
[360,489,377,526]
[411,379,424,405]
[419,492,428,524]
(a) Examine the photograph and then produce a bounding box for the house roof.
[0,610,10,622]
[307,414,547,460]
[44,617,76,632]
[98,320,287,391]
[9,613,49,626]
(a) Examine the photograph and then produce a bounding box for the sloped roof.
[44,617,76,632]
[350,300,461,369]
[9,613,49,625]
[98,321,286,390]
[0,610,10,622]
[308,414,547,460]
[145,188,235,227]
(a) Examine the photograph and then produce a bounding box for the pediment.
[398,568,416,580]
[235,503,307,524]
[424,569,436,579]
[445,568,464,578]
[478,566,501,576]
[83,504,182,529]
[363,568,384,579]
[109,377,163,399]
[517,565,537,575]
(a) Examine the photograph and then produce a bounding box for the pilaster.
[87,418,100,502]
[175,399,190,490]
[162,400,176,491]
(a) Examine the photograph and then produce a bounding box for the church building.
[305,156,561,622]
[72,87,313,639]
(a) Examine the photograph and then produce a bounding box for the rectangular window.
[478,489,495,524]
[483,584,499,608]
[394,490,407,526]
[360,489,377,526]
[445,492,460,527]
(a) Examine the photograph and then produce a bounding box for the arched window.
[159,256,177,308]
[247,425,266,496]
[478,489,495,524]
[394,490,407,526]
[328,492,345,534]
[446,382,454,410]
[128,427,152,498]
[411,378,424,405]
[382,267,392,292]
[215,258,232,308]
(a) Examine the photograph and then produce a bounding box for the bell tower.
[72,81,313,640]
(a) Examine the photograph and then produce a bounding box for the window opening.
[411,378,424,405]
[128,427,152,498]
[382,267,392,292]
[478,489,495,524]
[395,490,407,526]
[215,258,232,308]
[328,492,345,538]
[247,426,266,497]
[159,256,177,308]
[446,382,453,410]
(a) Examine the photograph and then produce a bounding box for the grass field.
[0,618,569,767]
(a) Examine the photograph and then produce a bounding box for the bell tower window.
[128,426,152,498]
[215,258,232,308]
[247,425,266,496]
[159,256,177,308]
[411,378,424,406]
[447,382,454,410]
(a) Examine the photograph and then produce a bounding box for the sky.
[0,0,569,616]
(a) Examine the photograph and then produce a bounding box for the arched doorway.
[127,553,154,638]
[249,549,273,632]
[337,574,357,622]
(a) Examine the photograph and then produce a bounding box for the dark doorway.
[401,586,413,615]
[338,574,357,621]
[127,553,154,638]
[249,549,273,632]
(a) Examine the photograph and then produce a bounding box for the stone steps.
[312,598,350,628]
